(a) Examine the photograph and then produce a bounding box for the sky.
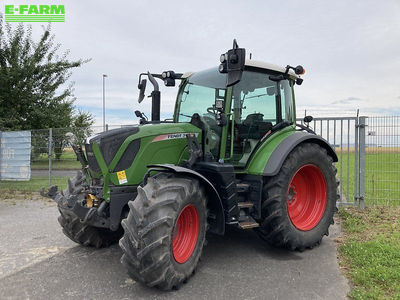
[1,0,400,126]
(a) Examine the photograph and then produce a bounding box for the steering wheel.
[202,113,218,129]
[207,107,217,115]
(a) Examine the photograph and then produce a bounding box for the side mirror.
[138,79,147,103]
[304,115,313,123]
[219,39,246,87]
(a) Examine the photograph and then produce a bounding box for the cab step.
[237,201,254,209]
[236,182,250,193]
[238,221,260,229]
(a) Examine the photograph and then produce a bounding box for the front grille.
[91,127,139,165]
[114,140,141,172]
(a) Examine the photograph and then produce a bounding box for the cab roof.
[182,59,299,79]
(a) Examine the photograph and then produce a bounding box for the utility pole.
[103,74,108,131]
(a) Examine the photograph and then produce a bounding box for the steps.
[238,221,259,229]
[237,201,253,209]
[237,200,259,229]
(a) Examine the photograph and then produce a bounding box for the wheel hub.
[286,164,327,231]
[172,204,199,264]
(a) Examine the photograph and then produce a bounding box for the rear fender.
[146,164,225,235]
[263,132,338,176]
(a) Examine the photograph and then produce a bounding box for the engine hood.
[85,123,201,173]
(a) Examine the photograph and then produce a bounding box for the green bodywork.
[91,123,201,201]
[88,68,300,202]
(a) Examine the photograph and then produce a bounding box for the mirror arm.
[147,72,159,91]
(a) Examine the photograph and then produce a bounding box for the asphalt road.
[0,199,350,300]
[31,169,78,178]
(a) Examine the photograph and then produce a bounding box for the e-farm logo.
[4,4,65,22]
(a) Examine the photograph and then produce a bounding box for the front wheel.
[119,173,207,290]
[256,143,338,251]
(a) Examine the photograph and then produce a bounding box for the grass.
[338,207,400,299]
[335,150,400,206]
[32,149,81,170]
[0,176,69,195]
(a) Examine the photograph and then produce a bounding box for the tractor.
[42,40,338,290]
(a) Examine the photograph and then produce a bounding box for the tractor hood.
[85,122,201,177]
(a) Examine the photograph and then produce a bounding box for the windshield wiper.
[179,113,193,118]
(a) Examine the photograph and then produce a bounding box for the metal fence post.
[358,117,366,209]
[106,124,109,132]
[354,117,359,205]
[49,128,52,187]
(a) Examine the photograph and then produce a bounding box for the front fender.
[146,164,225,235]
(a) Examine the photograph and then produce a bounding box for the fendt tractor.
[43,40,338,290]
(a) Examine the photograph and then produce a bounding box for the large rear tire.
[58,171,123,248]
[119,173,207,290]
[256,143,338,251]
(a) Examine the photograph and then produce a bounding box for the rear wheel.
[256,143,338,251]
[119,173,207,290]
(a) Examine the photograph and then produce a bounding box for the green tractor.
[43,40,338,290]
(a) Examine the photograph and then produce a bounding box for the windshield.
[176,68,226,122]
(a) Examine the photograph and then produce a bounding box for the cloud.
[331,97,361,105]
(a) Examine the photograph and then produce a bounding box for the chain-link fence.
[0,124,137,194]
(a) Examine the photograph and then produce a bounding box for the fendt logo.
[4,4,65,22]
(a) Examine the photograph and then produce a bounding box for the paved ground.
[31,169,78,178]
[0,199,350,300]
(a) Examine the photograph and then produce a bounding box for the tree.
[0,16,90,130]
[53,110,95,159]
[0,16,94,159]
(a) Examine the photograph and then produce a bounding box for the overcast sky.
[1,0,400,125]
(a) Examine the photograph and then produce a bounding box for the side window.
[281,79,294,122]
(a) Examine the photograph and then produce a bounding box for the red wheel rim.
[287,164,327,231]
[172,204,199,264]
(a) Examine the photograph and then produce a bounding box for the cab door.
[224,70,294,167]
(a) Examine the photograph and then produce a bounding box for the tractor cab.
[175,61,299,167]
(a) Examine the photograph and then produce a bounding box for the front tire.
[119,173,207,290]
[58,171,123,248]
[256,143,338,251]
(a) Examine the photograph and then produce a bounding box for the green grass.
[338,207,400,299]
[32,150,81,170]
[336,151,400,206]
[0,176,69,193]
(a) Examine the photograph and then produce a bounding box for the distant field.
[32,149,81,170]
[336,149,400,206]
